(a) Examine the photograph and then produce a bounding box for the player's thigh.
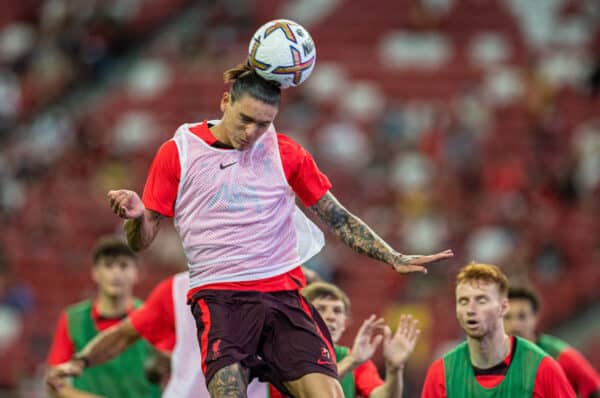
[283,372,343,398]
[207,362,250,398]
[259,291,338,392]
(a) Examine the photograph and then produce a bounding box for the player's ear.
[342,313,350,331]
[500,297,509,317]
[220,92,230,113]
[91,264,99,284]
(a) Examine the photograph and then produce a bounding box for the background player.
[505,283,600,398]
[421,263,576,398]
[298,281,420,398]
[46,236,160,398]
[46,271,269,398]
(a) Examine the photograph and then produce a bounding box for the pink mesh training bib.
[172,121,324,289]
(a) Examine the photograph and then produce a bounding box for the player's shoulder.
[429,357,445,370]
[517,336,550,357]
[276,133,310,158]
[150,275,177,297]
[276,132,306,148]
[424,357,446,387]
[539,334,570,349]
[157,137,178,151]
[65,299,93,315]
[537,355,565,375]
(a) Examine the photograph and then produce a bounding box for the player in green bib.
[299,282,419,398]
[422,263,575,398]
[505,284,600,398]
[46,236,161,398]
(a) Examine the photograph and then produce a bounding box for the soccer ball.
[248,19,316,89]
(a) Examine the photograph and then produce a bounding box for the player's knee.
[284,373,343,398]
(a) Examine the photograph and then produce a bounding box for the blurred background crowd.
[0,0,598,396]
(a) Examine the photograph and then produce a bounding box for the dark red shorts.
[189,289,338,394]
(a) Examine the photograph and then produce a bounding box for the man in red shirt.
[108,61,452,398]
[505,284,600,398]
[46,236,160,398]
[421,263,576,398]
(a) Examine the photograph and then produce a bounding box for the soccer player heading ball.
[108,17,452,397]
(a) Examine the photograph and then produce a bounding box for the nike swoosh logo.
[219,161,237,170]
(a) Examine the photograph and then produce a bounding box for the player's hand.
[382,314,420,372]
[46,361,85,391]
[350,315,386,366]
[107,190,145,219]
[391,249,454,274]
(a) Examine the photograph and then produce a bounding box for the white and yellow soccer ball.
[248,19,316,89]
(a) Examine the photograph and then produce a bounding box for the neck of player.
[210,124,232,147]
[97,293,132,318]
[467,326,510,369]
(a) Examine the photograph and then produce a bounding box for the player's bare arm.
[47,320,141,391]
[107,190,163,251]
[310,191,453,274]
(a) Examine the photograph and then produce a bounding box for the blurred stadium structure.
[0,0,598,396]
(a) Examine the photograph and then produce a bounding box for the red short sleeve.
[533,356,576,398]
[556,348,600,398]
[47,312,75,365]
[277,134,331,206]
[142,140,181,217]
[421,358,447,398]
[354,359,384,397]
[129,277,176,352]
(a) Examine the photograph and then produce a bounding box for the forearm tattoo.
[208,364,249,398]
[310,192,398,265]
[124,218,145,251]
[124,211,161,252]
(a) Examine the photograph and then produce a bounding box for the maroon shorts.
[189,289,338,394]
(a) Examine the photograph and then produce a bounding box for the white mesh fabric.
[172,121,323,288]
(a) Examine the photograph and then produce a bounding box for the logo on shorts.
[317,347,334,365]
[211,339,222,360]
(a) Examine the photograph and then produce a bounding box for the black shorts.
[189,289,338,394]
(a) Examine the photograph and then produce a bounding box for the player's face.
[220,92,278,150]
[504,298,537,341]
[456,280,508,340]
[92,255,138,299]
[311,297,348,343]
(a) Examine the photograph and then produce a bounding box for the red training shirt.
[555,347,600,398]
[128,276,176,352]
[142,121,332,295]
[354,359,385,396]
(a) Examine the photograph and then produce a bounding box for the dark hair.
[223,62,281,106]
[92,236,137,265]
[508,284,541,313]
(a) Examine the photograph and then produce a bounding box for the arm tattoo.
[124,211,162,252]
[208,364,249,398]
[310,191,398,265]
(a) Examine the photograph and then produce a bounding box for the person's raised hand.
[107,190,145,219]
